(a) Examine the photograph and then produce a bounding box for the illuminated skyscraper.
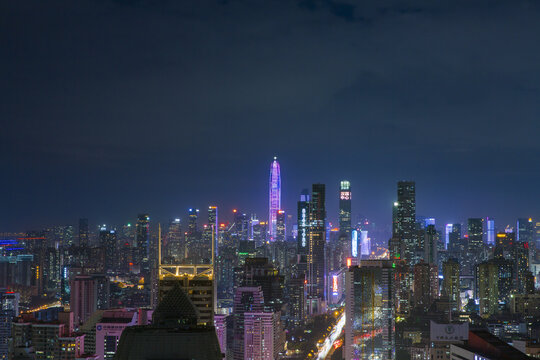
[276,210,286,242]
[517,218,534,243]
[268,157,281,241]
[297,190,310,255]
[424,224,437,265]
[467,218,483,252]
[165,218,183,262]
[442,258,461,311]
[345,260,394,360]
[307,184,326,314]
[486,218,495,245]
[413,261,438,312]
[233,286,265,360]
[396,181,416,265]
[135,214,150,275]
[338,180,351,239]
[360,230,370,258]
[99,227,117,272]
[202,206,218,260]
[78,218,89,247]
[209,206,218,256]
[186,208,200,261]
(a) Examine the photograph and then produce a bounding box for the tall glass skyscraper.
[345,260,395,360]
[307,183,326,313]
[339,180,352,239]
[268,157,281,241]
[396,181,416,265]
[297,190,310,254]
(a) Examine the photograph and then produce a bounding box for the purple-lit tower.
[269,157,281,241]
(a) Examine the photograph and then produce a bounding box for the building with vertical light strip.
[268,157,281,241]
[297,190,310,255]
[339,180,352,240]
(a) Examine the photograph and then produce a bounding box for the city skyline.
[0,157,536,234]
[3,2,540,359]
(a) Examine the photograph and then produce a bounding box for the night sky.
[2,0,540,232]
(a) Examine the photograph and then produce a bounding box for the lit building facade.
[345,260,394,360]
[70,275,97,325]
[276,210,286,242]
[467,218,483,252]
[442,258,460,311]
[307,183,326,314]
[396,181,416,266]
[243,312,282,360]
[297,190,310,255]
[268,157,281,241]
[233,286,265,360]
[339,180,352,240]
[135,214,150,275]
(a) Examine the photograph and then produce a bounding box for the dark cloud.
[1,0,540,232]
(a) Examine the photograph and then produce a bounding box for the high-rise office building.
[297,190,310,255]
[269,157,281,241]
[345,260,394,360]
[360,230,370,258]
[238,257,284,313]
[243,311,284,360]
[187,208,199,235]
[445,224,453,250]
[307,184,326,314]
[209,206,218,256]
[476,258,514,317]
[276,210,286,242]
[233,211,249,242]
[338,180,352,239]
[99,228,117,273]
[78,218,89,247]
[201,206,218,262]
[486,218,495,245]
[442,258,460,311]
[514,241,531,293]
[165,218,183,262]
[135,214,150,275]
[477,261,499,317]
[396,181,416,265]
[517,218,534,243]
[1,290,19,359]
[467,218,483,252]
[158,226,215,326]
[413,261,438,312]
[70,275,97,325]
[424,224,438,265]
[448,224,461,252]
[233,286,265,360]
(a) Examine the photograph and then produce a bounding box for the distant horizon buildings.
[268,157,281,241]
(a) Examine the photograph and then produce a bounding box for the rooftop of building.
[458,329,533,360]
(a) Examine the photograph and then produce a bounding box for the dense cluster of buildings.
[1,158,540,359]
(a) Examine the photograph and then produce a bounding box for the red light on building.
[346,258,352,267]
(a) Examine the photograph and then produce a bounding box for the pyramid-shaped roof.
[152,282,198,326]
